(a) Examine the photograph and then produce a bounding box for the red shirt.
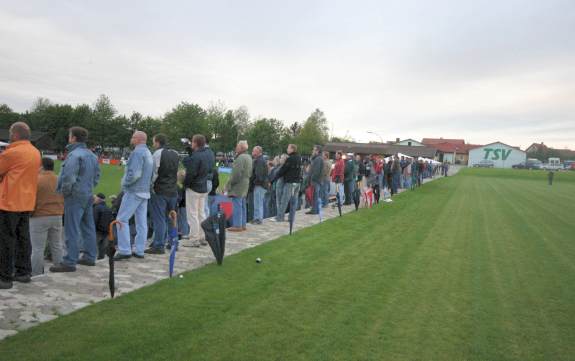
[331,159,345,182]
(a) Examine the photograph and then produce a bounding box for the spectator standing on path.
[146,134,179,254]
[114,131,154,260]
[343,153,355,205]
[391,155,401,195]
[411,159,419,190]
[226,141,252,232]
[30,158,64,275]
[275,144,302,222]
[51,127,100,272]
[331,151,345,205]
[0,122,41,289]
[204,142,215,219]
[93,193,113,260]
[183,134,215,247]
[384,159,392,192]
[267,156,280,218]
[321,151,332,208]
[445,162,450,177]
[250,146,268,225]
[356,155,366,191]
[403,158,412,189]
[306,145,324,215]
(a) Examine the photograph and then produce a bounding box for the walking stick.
[168,210,179,277]
[107,220,122,298]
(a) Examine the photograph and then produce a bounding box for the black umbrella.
[288,191,298,235]
[201,210,226,265]
[335,184,342,217]
[107,220,121,298]
[373,185,380,204]
[353,182,361,211]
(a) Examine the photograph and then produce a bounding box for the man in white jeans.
[183,134,215,247]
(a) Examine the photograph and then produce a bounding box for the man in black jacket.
[146,134,180,254]
[274,144,302,222]
[306,145,324,215]
[93,193,113,259]
[183,134,215,246]
[250,146,268,225]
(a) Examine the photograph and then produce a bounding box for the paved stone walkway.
[0,169,458,341]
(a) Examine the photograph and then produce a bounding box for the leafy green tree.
[294,109,329,154]
[0,104,20,129]
[161,102,208,150]
[233,106,251,140]
[91,94,117,147]
[0,104,13,113]
[245,118,286,156]
[208,106,239,153]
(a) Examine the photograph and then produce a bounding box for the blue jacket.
[122,144,153,194]
[183,146,215,193]
[57,143,100,198]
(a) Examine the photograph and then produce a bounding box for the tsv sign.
[468,142,527,168]
[483,148,512,160]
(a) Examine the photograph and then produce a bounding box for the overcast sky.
[1,0,574,149]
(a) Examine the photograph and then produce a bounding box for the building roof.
[421,138,466,146]
[323,142,437,158]
[556,149,575,158]
[396,138,424,144]
[431,142,484,154]
[526,142,548,152]
[470,141,524,152]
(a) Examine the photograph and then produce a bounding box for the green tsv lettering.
[501,149,511,160]
[492,149,501,160]
[484,148,493,159]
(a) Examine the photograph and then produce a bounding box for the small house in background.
[421,137,482,164]
[0,129,55,151]
[323,142,437,159]
[394,138,425,147]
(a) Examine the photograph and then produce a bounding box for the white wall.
[469,142,526,168]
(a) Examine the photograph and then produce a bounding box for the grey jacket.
[226,152,252,197]
[310,154,324,184]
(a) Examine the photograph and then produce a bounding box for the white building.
[468,142,526,168]
[395,139,425,147]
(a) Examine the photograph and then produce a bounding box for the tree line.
[0,95,336,155]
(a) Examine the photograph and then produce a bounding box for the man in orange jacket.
[0,122,41,289]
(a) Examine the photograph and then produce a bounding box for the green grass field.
[1,168,574,360]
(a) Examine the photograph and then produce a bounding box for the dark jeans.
[343,180,353,205]
[0,211,32,281]
[321,179,330,207]
[96,231,108,259]
[150,194,178,249]
[392,173,400,195]
[312,181,322,213]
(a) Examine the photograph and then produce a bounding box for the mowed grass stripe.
[0,169,574,361]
